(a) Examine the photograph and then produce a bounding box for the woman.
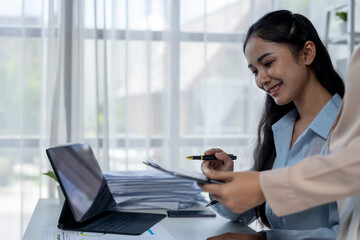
[202,10,344,240]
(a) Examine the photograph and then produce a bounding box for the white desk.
[23,198,256,240]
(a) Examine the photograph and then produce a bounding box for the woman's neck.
[293,78,332,122]
[290,76,332,149]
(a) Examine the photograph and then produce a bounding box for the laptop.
[46,143,166,235]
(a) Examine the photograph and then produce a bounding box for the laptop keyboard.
[82,212,147,232]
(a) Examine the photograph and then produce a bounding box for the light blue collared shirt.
[211,94,342,240]
[264,93,342,239]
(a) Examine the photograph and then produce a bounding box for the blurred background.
[0,0,358,239]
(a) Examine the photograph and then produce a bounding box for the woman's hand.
[207,232,267,240]
[201,148,234,172]
[199,170,266,214]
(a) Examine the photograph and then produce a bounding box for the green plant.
[42,171,58,183]
[335,11,347,22]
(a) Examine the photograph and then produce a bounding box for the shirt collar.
[272,108,298,132]
[272,94,342,139]
[308,93,342,139]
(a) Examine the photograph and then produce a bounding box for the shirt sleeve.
[210,196,257,224]
[260,138,360,216]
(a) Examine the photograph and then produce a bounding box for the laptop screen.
[46,143,115,222]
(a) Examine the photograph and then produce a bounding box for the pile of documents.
[104,170,207,210]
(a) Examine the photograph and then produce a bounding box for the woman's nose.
[257,70,270,88]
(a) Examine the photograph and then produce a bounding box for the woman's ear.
[302,41,316,65]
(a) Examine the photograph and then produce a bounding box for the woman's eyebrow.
[248,52,274,68]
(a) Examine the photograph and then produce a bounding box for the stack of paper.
[104,170,207,210]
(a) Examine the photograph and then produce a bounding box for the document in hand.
[143,160,224,184]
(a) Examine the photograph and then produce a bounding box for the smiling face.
[244,37,311,106]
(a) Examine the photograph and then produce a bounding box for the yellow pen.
[186,154,237,160]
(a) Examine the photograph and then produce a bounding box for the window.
[0,1,341,239]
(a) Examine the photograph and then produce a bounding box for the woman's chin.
[273,97,291,106]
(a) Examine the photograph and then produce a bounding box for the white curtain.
[0,0,344,239]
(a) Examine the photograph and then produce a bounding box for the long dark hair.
[243,10,345,228]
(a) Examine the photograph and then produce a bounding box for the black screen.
[46,143,115,222]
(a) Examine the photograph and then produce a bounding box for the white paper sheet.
[42,224,175,240]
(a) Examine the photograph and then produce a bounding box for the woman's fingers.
[199,170,266,214]
[202,149,234,171]
[202,167,233,181]
[204,148,224,156]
